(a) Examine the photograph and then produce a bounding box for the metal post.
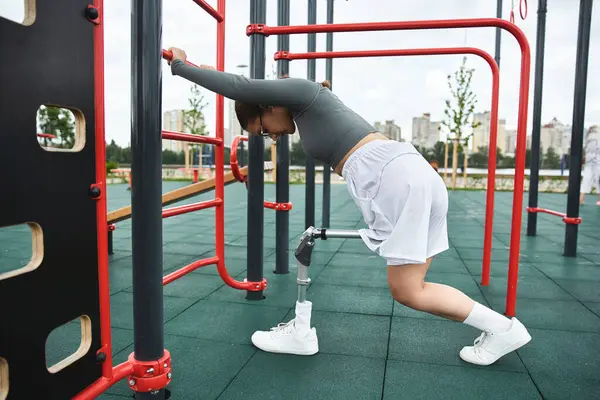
[321,0,334,228]
[246,0,267,299]
[275,0,291,274]
[564,0,593,257]
[494,0,503,67]
[526,0,548,237]
[130,0,165,398]
[305,0,317,229]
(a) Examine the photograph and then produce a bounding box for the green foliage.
[543,147,561,169]
[162,149,185,165]
[440,57,481,143]
[183,84,209,136]
[37,106,76,148]
[290,140,307,165]
[106,160,119,175]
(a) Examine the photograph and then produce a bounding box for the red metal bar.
[162,130,223,145]
[230,135,248,183]
[90,0,114,382]
[76,1,119,398]
[527,207,582,224]
[249,18,523,37]
[191,0,224,22]
[73,360,134,400]
[162,198,222,219]
[264,18,531,317]
[212,0,266,292]
[163,256,219,285]
[36,133,56,139]
[162,49,200,68]
[276,46,500,289]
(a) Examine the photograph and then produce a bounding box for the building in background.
[374,120,402,141]
[540,117,571,155]
[411,113,440,149]
[162,109,187,153]
[226,99,240,148]
[471,111,507,155]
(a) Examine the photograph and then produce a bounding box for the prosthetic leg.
[250,226,361,355]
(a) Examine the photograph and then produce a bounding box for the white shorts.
[581,162,600,193]
[342,139,449,266]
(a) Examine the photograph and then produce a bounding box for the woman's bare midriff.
[333,132,389,176]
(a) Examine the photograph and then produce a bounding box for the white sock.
[463,302,512,333]
[294,301,312,336]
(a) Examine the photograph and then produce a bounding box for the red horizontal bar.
[37,133,56,139]
[251,18,520,37]
[527,207,566,218]
[162,130,222,145]
[276,47,494,61]
[163,256,219,285]
[526,207,582,224]
[162,49,201,69]
[73,361,133,399]
[162,198,222,219]
[191,0,223,22]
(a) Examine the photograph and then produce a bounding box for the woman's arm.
[170,60,318,108]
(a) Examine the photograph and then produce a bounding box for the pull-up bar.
[526,207,582,225]
[263,16,531,318]
[274,46,501,292]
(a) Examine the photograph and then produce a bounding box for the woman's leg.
[387,256,531,366]
[387,257,474,321]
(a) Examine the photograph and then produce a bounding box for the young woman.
[167,47,531,365]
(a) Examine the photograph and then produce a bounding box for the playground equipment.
[0,0,537,398]
[230,135,292,211]
[275,47,502,290]
[526,0,594,258]
[266,20,530,319]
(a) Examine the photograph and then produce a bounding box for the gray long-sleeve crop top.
[170,60,377,169]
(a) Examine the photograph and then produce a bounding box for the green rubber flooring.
[3,180,600,399]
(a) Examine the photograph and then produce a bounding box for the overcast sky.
[2,0,599,147]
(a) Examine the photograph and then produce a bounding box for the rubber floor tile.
[383,360,540,400]
[218,352,385,400]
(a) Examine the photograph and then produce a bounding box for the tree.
[543,147,561,169]
[183,84,209,168]
[440,57,481,189]
[469,146,489,168]
[431,141,446,166]
[37,106,76,148]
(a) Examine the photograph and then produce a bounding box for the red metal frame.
[162,129,222,145]
[526,207,582,225]
[36,133,56,139]
[159,0,266,292]
[230,135,293,211]
[192,0,223,22]
[162,198,222,219]
[258,18,531,317]
[275,47,499,285]
[75,1,266,399]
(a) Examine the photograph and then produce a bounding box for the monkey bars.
[258,17,532,317]
[275,46,501,292]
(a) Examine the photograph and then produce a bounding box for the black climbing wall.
[0,1,103,398]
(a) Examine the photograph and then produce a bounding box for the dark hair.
[234,80,331,130]
[234,101,262,131]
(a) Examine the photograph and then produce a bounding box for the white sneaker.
[460,317,532,366]
[251,301,319,356]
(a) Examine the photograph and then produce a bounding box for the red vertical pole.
[215,0,226,279]
[505,46,531,317]
[480,59,500,286]
[91,0,114,379]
